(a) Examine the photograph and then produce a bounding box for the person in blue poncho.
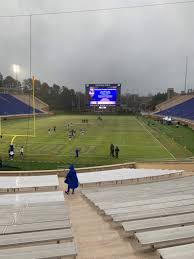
[64,165,79,194]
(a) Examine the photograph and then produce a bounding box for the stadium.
[1,1,194,259]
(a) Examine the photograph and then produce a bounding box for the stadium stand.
[13,94,49,113]
[0,93,42,115]
[155,94,194,112]
[81,175,194,257]
[0,176,77,259]
[156,96,194,120]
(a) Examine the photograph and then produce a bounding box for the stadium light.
[12,64,20,81]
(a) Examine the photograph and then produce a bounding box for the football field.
[0,115,191,170]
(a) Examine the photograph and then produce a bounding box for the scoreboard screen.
[85,84,121,106]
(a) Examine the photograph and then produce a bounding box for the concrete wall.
[0,162,136,177]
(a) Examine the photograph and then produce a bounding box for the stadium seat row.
[82,175,194,259]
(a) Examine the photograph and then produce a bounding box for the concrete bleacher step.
[20,208,68,217]
[84,185,194,204]
[0,191,65,207]
[0,213,69,227]
[158,243,194,259]
[84,175,194,194]
[0,228,73,248]
[20,204,68,215]
[122,213,194,236]
[86,186,194,206]
[78,168,183,187]
[0,175,59,193]
[86,178,191,195]
[0,208,69,226]
[112,204,194,223]
[4,220,71,235]
[26,201,65,207]
[103,198,194,216]
[0,201,65,210]
[82,175,194,195]
[135,224,194,249]
[87,184,194,201]
[0,242,77,259]
[14,214,69,225]
[97,194,194,211]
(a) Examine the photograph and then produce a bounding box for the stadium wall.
[1,161,194,176]
[0,162,136,176]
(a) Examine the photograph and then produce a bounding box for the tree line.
[0,72,85,112]
[0,72,168,112]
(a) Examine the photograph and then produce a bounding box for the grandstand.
[2,164,194,258]
[0,175,77,259]
[0,93,48,116]
[81,172,194,258]
[13,94,49,113]
[155,94,194,112]
[156,96,194,121]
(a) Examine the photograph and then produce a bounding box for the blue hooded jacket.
[64,165,79,189]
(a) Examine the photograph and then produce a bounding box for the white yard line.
[136,118,176,160]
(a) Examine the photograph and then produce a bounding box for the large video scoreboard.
[85,84,121,107]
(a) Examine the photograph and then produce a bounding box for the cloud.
[0,0,194,94]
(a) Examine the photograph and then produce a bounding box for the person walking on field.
[110,144,114,157]
[9,144,14,160]
[64,165,79,194]
[115,146,120,158]
[75,147,80,158]
[20,146,24,158]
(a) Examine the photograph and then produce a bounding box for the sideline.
[135,118,176,160]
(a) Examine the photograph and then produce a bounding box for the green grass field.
[0,115,193,170]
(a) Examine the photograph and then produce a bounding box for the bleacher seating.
[155,94,193,112]
[0,176,77,259]
[158,243,194,259]
[0,242,77,259]
[78,168,183,187]
[0,175,59,193]
[122,213,194,236]
[135,225,194,249]
[0,93,42,116]
[81,175,194,257]
[156,97,194,120]
[13,94,49,113]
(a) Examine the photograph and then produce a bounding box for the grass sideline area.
[0,115,193,170]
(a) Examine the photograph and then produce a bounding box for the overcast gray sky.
[0,0,194,95]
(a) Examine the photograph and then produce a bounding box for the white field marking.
[135,118,176,160]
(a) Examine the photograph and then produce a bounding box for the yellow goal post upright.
[0,76,36,145]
